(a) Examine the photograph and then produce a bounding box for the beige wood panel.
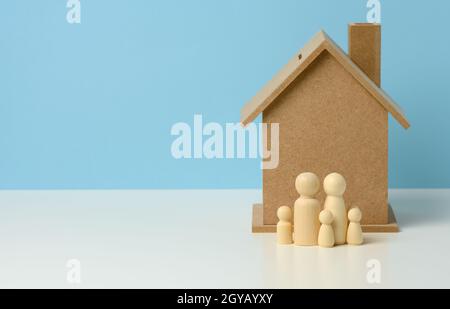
[262,51,389,226]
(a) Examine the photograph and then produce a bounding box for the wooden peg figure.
[277,206,293,245]
[347,207,364,245]
[318,210,335,248]
[294,172,321,246]
[323,173,348,245]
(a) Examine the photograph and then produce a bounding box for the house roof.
[240,31,410,129]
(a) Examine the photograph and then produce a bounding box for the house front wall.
[262,50,388,226]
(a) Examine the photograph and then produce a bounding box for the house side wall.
[262,51,388,226]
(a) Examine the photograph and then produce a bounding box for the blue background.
[0,0,448,189]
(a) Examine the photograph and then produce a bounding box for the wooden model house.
[241,24,410,233]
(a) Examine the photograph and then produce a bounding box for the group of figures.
[277,172,363,248]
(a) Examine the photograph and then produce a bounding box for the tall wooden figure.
[294,172,321,246]
[323,173,348,245]
[277,206,293,245]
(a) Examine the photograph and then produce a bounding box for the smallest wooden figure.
[277,206,293,245]
[318,210,335,248]
[347,207,364,245]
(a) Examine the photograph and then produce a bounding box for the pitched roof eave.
[240,30,410,129]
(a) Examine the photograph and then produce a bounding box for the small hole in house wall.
[298,54,303,60]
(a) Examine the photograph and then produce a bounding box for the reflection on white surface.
[263,235,390,289]
[0,189,449,288]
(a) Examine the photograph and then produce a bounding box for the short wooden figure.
[323,173,348,245]
[318,210,335,248]
[277,206,293,245]
[347,207,364,245]
[294,172,321,246]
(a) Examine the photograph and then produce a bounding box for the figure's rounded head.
[295,172,320,196]
[348,207,362,222]
[323,173,347,196]
[277,206,292,221]
[319,210,334,225]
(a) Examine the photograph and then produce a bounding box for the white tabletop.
[0,189,449,289]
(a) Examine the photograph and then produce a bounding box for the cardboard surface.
[262,51,389,225]
[349,23,381,87]
[252,204,399,233]
[240,30,410,129]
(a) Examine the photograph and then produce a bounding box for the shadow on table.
[391,192,450,228]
